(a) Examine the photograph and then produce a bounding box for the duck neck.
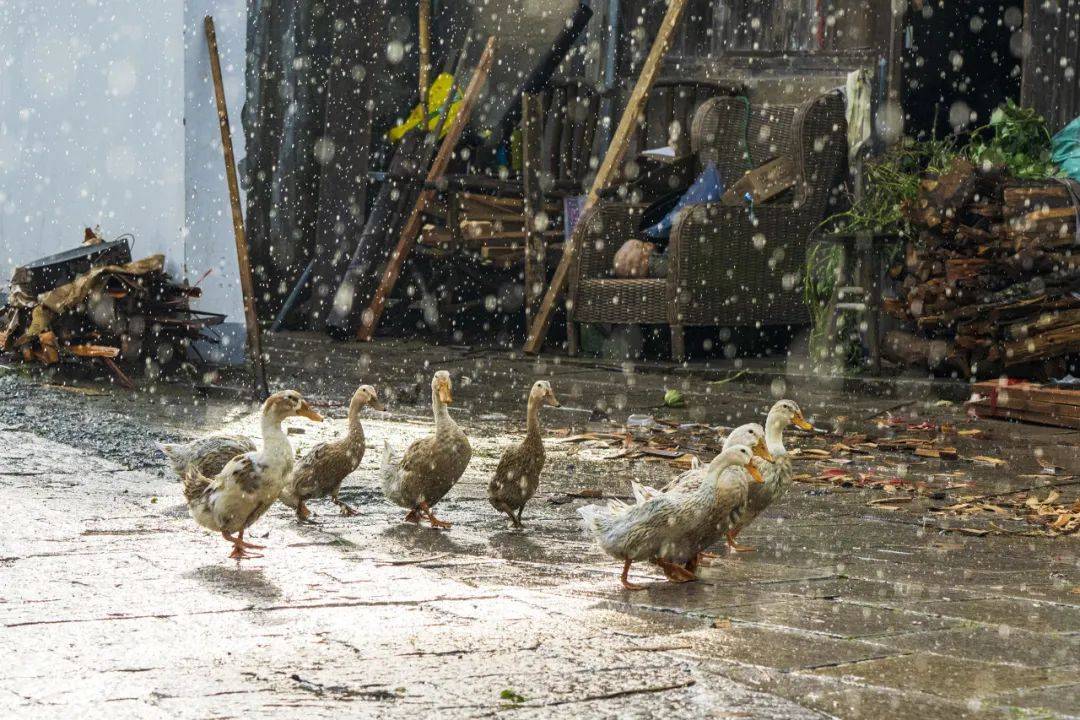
[525,395,542,441]
[432,386,452,431]
[346,394,367,443]
[765,411,788,457]
[260,412,292,468]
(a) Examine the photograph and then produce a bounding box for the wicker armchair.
[566,91,848,360]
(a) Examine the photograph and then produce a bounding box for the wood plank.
[522,92,546,326]
[356,37,497,341]
[204,15,268,399]
[523,0,689,354]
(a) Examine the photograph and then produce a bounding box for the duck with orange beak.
[381,371,471,529]
[724,399,813,552]
[579,445,759,591]
[281,384,384,521]
[182,390,323,559]
[488,380,560,528]
[624,423,774,577]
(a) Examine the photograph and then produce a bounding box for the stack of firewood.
[884,157,1080,379]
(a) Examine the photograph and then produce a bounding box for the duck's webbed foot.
[726,529,756,553]
[237,530,265,549]
[656,558,697,583]
[620,559,646,591]
[295,501,316,524]
[228,544,263,560]
[403,508,422,524]
[419,501,451,529]
[222,532,263,559]
[332,496,358,516]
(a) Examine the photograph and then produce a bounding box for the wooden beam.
[522,0,688,354]
[356,36,497,341]
[418,0,431,103]
[205,15,269,399]
[521,92,546,325]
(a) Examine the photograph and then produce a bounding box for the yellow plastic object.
[388,73,461,142]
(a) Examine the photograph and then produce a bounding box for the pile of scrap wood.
[0,233,223,386]
[884,157,1080,379]
[970,379,1080,429]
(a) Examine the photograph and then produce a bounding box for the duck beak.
[370,398,386,412]
[545,391,561,407]
[792,412,813,430]
[298,401,324,422]
[437,384,453,404]
[753,438,774,463]
[748,463,765,483]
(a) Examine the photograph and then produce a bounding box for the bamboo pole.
[356,36,497,342]
[523,0,688,355]
[205,16,269,398]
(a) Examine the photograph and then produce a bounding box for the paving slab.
[2,339,1079,720]
[815,653,1078,700]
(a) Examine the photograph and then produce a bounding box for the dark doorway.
[901,0,1023,139]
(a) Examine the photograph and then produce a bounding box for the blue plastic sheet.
[1051,116,1080,182]
[643,163,724,239]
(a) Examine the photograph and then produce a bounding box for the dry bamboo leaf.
[970,455,1008,466]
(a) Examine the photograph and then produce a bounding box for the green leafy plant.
[823,136,960,239]
[967,99,1057,179]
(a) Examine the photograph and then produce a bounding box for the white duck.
[631,424,772,575]
[579,445,760,591]
[725,399,812,552]
[381,371,471,529]
[182,390,322,559]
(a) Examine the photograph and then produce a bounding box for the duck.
[725,399,812,552]
[381,370,471,529]
[578,445,760,591]
[630,423,772,575]
[280,384,384,522]
[487,380,559,527]
[157,434,256,478]
[182,390,323,559]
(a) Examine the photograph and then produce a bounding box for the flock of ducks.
[157,371,811,589]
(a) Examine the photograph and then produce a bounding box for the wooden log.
[205,15,268,399]
[1003,321,1080,365]
[882,330,952,370]
[524,0,689,354]
[356,37,497,341]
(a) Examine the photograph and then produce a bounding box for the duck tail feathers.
[380,440,400,489]
[577,503,612,536]
[156,441,188,477]
[181,464,212,503]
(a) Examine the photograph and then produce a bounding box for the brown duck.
[380,371,471,528]
[280,385,383,521]
[487,380,559,527]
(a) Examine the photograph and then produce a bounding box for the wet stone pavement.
[1,337,1078,719]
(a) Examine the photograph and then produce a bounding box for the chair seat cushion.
[574,279,669,324]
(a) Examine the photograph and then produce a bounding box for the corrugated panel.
[1022,0,1080,133]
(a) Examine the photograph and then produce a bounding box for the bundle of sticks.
[883,157,1080,379]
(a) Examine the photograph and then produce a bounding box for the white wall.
[0,0,186,274]
[0,0,248,363]
[184,0,247,363]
